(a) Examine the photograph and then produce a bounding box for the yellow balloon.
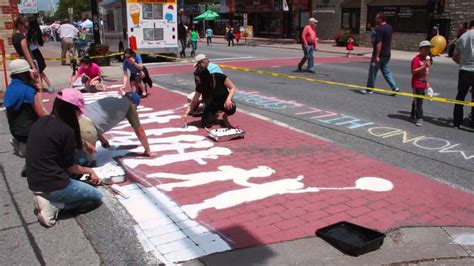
[430,35,447,56]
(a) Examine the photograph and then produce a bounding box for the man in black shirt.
[362,13,400,95]
[182,67,237,128]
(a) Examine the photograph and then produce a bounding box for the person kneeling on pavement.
[5,59,48,158]
[70,56,105,92]
[26,89,102,228]
[78,91,154,157]
[182,65,237,128]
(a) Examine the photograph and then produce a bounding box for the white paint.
[355,177,394,192]
[82,91,121,104]
[150,165,275,191]
[181,176,393,218]
[452,233,474,246]
[413,137,452,150]
[123,147,233,168]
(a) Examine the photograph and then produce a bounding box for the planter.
[87,44,111,66]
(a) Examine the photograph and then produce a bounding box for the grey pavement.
[184,227,474,265]
[1,41,473,265]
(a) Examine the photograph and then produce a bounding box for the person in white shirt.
[58,19,78,65]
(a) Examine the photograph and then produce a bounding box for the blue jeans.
[191,41,197,55]
[40,179,102,211]
[366,56,397,90]
[298,44,315,71]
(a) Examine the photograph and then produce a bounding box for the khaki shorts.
[126,101,141,128]
[79,116,99,145]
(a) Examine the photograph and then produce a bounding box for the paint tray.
[315,221,386,256]
[207,128,245,142]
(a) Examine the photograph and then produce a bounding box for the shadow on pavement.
[388,111,455,128]
[196,225,275,265]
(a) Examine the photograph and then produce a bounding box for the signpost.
[68,7,73,24]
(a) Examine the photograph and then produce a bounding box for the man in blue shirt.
[206,27,213,46]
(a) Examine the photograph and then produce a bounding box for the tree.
[54,0,90,21]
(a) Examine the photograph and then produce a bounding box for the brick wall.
[0,0,19,55]
[359,31,427,52]
[439,0,474,41]
[314,0,343,40]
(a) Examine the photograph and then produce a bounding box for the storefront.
[242,0,310,38]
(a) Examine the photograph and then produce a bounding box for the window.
[143,28,164,41]
[341,8,360,32]
[367,6,428,33]
[106,10,115,31]
[143,4,163,20]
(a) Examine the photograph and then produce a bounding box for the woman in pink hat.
[25,88,103,227]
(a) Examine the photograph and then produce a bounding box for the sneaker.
[33,195,60,228]
[9,138,26,157]
[415,119,422,127]
[360,89,373,94]
[390,88,400,96]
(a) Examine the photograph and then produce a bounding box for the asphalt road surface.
[150,43,474,193]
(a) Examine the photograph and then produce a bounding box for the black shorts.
[130,72,142,83]
[31,49,46,73]
[201,101,237,128]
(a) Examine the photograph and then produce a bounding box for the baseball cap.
[309,18,318,23]
[56,88,86,114]
[125,91,141,106]
[193,54,207,67]
[8,59,31,74]
[419,40,433,48]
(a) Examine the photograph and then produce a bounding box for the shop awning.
[193,10,221,21]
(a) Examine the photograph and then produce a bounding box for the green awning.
[194,10,220,21]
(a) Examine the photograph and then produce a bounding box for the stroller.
[74,39,91,57]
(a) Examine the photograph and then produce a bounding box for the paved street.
[1,41,474,265]
[153,42,474,192]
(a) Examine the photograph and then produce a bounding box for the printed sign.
[18,0,38,14]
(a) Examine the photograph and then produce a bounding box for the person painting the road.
[70,56,104,92]
[362,13,400,95]
[297,18,318,73]
[5,59,48,162]
[182,56,237,128]
[26,89,103,227]
[122,48,149,97]
[410,40,433,127]
[184,54,225,115]
[78,91,154,157]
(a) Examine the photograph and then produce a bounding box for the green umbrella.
[194,10,220,21]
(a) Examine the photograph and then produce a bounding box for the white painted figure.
[123,147,233,168]
[149,165,276,191]
[181,176,394,218]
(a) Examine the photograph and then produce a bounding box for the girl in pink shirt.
[70,57,104,92]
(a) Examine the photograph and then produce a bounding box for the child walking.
[410,40,433,127]
[346,35,354,57]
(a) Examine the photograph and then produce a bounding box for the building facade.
[315,0,474,51]
[0,0,19,56]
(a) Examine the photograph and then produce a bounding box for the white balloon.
[355,177,394,192]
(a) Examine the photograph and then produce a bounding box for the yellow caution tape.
[2,50,472,107]
[216,64,474,107]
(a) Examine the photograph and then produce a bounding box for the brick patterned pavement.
[107,86,474,250]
